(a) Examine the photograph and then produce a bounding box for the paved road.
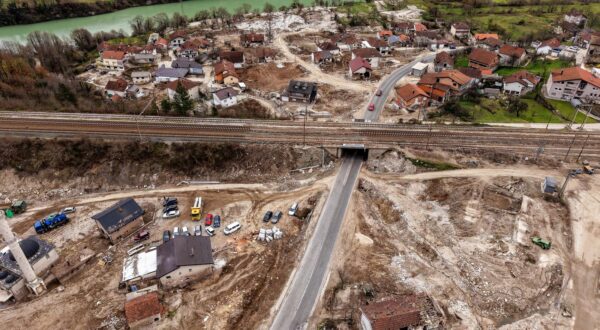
[270,152,363,330]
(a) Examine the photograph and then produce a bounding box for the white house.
[351,48,381,69]
[165,79,200,101]
[503,71,541,96]
[544,67,600,102]
[131,71,152,84]
[536,38,561,55]
[212,87,240,108]
[564,12,587,26]
[450,22,470,38]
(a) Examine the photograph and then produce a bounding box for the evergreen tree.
[160,98,172,112]
[172,82,194,115]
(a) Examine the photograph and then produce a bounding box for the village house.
[503,71,541,96]
[330,33,361,51]
[544,66,600,102]
[282,80,318,103]
[388,34,410,48]
[105,79,128,98]
[536,38,561,55]
[168,30,187,48]
[129,52,159,65]
[418,69,474,103]
[586,35,600,64]
[126,85,145,99]
[155,37,168,49]
[364,37,391,55]
[214,60,239,85]
[459,67,483,82]
[97,42,129,55]
[434,51,454,72]
[564,11,587,26]
[474,33,499,42]
[352,48,382,68]
[156,236,214,288]
[155,66,188,83]
[414,22,427,32]
[101,50,126,71]
[498,44,527,66]
[171,58,203,75]
[317,41,340,55]
[348,56,372,79]
[377,29,393,41]
[124,292,164,329]
[219,51,245,68]
[92,198,144,244]
[246,47,277,63]
[450,22,470,38]
[311,50,333,65]
[131,71,152,85]
[468,48,498,73]
[178,41,200,59]
[166,79,200,101]
[476,37,502,51]
[240,32,265,47]
[360,294,441,330]
[414,30,441,47]
[393,21,414,35]
[411,62,429,77]
[396,84,429,111]
[212,87,240,108]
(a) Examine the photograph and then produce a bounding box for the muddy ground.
[238,62,307,93]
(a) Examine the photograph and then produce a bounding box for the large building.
[544,67,600,102]
[92,198,145,243]
[282,80,318,103]
[156,236,214,288]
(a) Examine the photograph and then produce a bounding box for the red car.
[205,214,213,226]
[368,103,375,111]
[375,90,382,96]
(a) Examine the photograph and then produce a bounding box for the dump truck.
[34,213,69,234]
[191,197,203,221]
[0,200,27,215]
[532,236,551,250]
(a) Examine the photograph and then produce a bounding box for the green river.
[0,0,310,43]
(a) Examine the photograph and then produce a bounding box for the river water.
[0,0,310,43]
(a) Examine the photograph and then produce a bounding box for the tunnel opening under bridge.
[339,144,369,160]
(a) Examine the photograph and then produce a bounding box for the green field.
[547,99,597,124]
[459,98,565,123]
[495,59,573,80]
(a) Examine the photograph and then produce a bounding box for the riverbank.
[0,0,180,27]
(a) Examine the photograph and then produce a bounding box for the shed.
[411,62,429,77]
[92,198,145,243]
[124,292,163,329]
[543,177,558,193]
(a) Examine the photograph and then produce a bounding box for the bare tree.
[71,28,95,52]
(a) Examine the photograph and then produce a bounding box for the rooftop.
[156,236,213,278]
[349,56,372,73]
[91,198,144,234]
[124,292,163,324]
[122,249,157,282]
[352,48,381,59]
[551,67,600,87]
[397,84,428,102]
[469,48,498,66]
[165,78,199,91]
[360,294,426,330]
[156,66,189,78]
[102,50,126,60]
[214,87,240,100]
[499,44,525,58]
[105,79,128,92]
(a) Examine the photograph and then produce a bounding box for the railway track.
[2,112,600,160]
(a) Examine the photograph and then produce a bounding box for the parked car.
[263,211,273,222]
[213,215,221,228]
[194,225,202,236]
[162,209,180,219]
[271,211,282,224]
[173,226,180,236]
[162,197,178,207]
[288,202,298,216]
[375,90,382,96]
[163,204,178,213]
[224,222,241,235]
[163,230,171,243]
[206,226,215,236]
[368,103,375,111]
[182,226,190,236]
[133,230,150,242]
[205,213,213,226]
[61,206,76,214]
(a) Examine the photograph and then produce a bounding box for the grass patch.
[495,59,572,80]
[460,98,565,123]
[107,35,147,46]
[336,1,373,15]
[547,99,598,124]
[455,54,469,68]
[406,157,459,171]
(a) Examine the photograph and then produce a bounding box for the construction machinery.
[532,236,551,250]
[34,213,69,234]
[191,197,203,221]
[0,200,27,215]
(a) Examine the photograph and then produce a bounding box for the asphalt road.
[270,152,363,330]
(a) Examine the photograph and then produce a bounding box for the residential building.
[418,69,474,102]
[468,48,498,73]
[157,236,214,288]
[311,50,333,65]
[396,84,429,110]
[536,38,561,55]
[364,37,390,55]
[171,58,204,75]
[458,67,483,81]
[214,60,239,85]
[377,30,393,40]
[450,22,470,38]
[476,37,502,51]
[498,44,526,66]
[240,33,265,47]
[503,71,541,96]
[388,34,410,48]
[155,38,168,49]
[351,48,381,68]
[105,79,128,98]
[414,30,441,47]
[212,87,240,108]
[330,33,361,51]
[130,53,159,64]
[348,56,372,78]
[101,50,126,71]
[155,66,189,83]
[359,294,441,330]
[165,79,200,101]
[179,41,200,59]
[168,30,187,48]
[564,11,587,26]
[131,71,152,84]
[587,35,600,64]
[126,85,145,99]
[317,41,340,55]
[411,62,428,77]
[282,80,318,103]
[91,198,145,243]
[219,51,245,68]
[414,22,427,32]
[474,33,499,42]
[544,67,600,102]
[246,47,277,63]
[434,51,454,72]
[393,22,414,35]
[124,292,163,329]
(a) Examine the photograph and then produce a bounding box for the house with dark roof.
[171,58,203,75]
[418,70,474,103]
[359,294,441,330]
[434,51,454,72]
[468,48,499,73]
[364,37,390,55]
[241,33,265,47]
[396,84,429,111]
[498,44,527,66]
[124,292,164,329]
[503,71,540,96]
[157,236,214,288]
[311,50,333,65]
[450,22,470,38]
[317,41,340,55]
[348,56,372,78]
[92,198,144,243]
[212,87,240,108]
[105,78,128,98]
[352,48,382,68]
[282,80,318,103]
[330,33,361,51]
[219,51,245,68]
[155,65,189,83]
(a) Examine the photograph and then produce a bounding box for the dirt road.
[388,168,559,181]
[274,32,372,93]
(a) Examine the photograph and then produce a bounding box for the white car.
[61,207,76,214]
[162,209,180,219]
[182,226,189,236]
[205,226,215,236]
[224,222,241,235]
[288,202,298,216]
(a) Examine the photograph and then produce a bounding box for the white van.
[288,202,298,216]
[173,226,180,236]
[223,222,241,235]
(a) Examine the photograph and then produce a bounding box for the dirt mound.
[238,63,306,92]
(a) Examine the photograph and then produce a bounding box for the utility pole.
[578,103,594,130]
[564,134,577,162]
[303,106,308,147]
[559,173,571,199]
[576,134,590,163]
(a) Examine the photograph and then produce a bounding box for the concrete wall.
[159,264,212,288]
